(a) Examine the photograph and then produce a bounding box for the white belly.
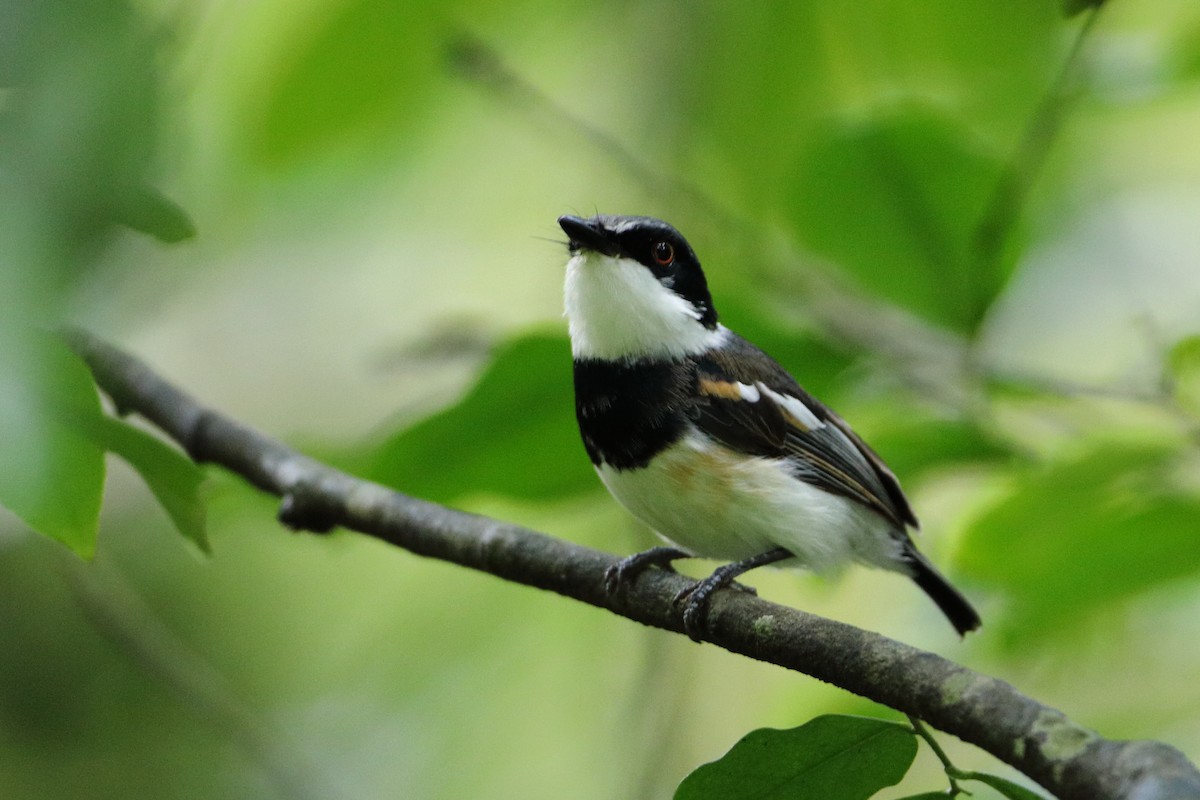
[597,431,905,574]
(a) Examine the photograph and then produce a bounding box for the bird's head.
[559,214,720,361]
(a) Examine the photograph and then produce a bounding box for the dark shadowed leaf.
[0,0,173,275]
[959,442,1200,637]
[367,331,596,503]
[1061,0,1106,17]
[674,715,916,800]
[113,184,196,243]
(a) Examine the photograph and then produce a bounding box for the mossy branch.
[65,328,1200,800]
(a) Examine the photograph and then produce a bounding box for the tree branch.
[65,328,1200,800]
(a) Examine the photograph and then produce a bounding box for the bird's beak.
[558,215,618,257]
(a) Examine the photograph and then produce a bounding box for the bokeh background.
[3,1,1200,798]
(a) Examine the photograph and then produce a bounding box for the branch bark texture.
[66,329,1200,800]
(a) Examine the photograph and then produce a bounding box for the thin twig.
[447,32,730,227]
[970,5,1107,318]
[910,714,967,796]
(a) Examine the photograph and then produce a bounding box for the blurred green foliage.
[788,109,1013,333]
[1168,334,1200,416]
[365,332,594,502]
[88,414,209,554]
[2,0,1200,798]
[0,334,105,555]
[251,0,444,166]
[961,441,1200,641]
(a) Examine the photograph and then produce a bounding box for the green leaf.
[366,332,596,503]
[0,334,105,557]
[250,0,441,166]
[858,413,1012,481]
[786,107,1011,333]
[1170,23,1200,83]
[1061,0,1105,17]
[965,771,1051,800]
[1167,334,1200,417]
[0,1,170,272]
[674,715,917,800]
[88,417,208,553]
[895,794,953,800]
[959,442,1200,637]
[113,184,197,243]
[671,2,1060,217]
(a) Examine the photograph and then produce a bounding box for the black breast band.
[573,357,694,470]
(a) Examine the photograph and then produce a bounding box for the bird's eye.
[653,241,674,266]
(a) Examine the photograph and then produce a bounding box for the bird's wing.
[692,334,917,529]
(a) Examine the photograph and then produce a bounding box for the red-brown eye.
[653,241,674,265]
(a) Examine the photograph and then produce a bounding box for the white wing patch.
[736,382,761,402]
[759,384,825,431]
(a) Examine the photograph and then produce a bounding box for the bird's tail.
[904,548,981,636]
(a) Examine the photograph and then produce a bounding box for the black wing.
[692,333,917,530]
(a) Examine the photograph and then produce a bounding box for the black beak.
[558,215,619,257]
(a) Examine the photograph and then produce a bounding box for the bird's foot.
[672,566,756,641]
[673,575,725,642]
[603,546,690,596]
[672,548,794,642]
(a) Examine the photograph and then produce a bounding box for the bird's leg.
[603,546,691,595]
[674,547,793,641]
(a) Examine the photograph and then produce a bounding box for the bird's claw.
[603,546,689,597]
[673,577,722,642]
[672,574,763,641]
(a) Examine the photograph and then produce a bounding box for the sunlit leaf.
[786,107,1011,333]
[1171,23,1200,82]
[1167,334,1200,417]
[89,417,208,553]
[0,334,105,557]
[959,442,1200,637]
[966,771,1051,800]
[674,715,916,800]
[367,331,596,503]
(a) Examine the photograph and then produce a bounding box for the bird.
[558,213,981,640]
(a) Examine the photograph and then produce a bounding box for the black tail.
[904,548,981,636]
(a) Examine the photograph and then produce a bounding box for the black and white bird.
[559,213,981,639]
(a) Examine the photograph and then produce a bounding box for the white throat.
[563,252,724,361]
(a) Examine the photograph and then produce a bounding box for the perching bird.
[559,213,980,640]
